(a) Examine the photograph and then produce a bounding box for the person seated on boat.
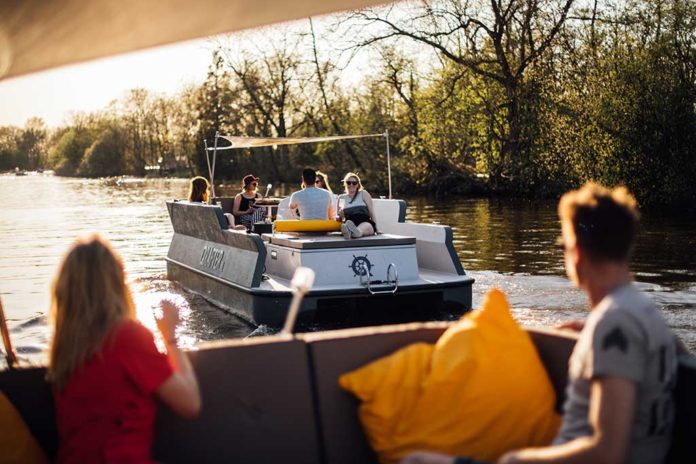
[315,170,338,208]
[288,168,334,220]
[189,176,246,231]
[47,235,201,464]
[188,176,210,203]
[233,174,266,230]
[338,172,376,239]
[400,183,678,464]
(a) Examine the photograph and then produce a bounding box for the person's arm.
[555,320,585,332]
[289,193,300,218]
[327,195,334,220]
[498,376,636,464]
[154,300,201,419]
[363,190,376,224]
[232,194,243,216]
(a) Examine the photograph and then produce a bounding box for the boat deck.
[261,232,416,250]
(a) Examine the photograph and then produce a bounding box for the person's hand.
[337,208,345,220]
[555,319,585,332]
[400,451,456,464]
[155,299,181,344]
[497,451,521,464]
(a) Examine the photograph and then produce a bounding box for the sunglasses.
[251,182,258,186]
[315,179,323,184]
[345,180,358,186]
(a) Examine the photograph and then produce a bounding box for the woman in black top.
[233,174,265,230]
[338,172,376,239]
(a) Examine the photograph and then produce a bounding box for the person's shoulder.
[361,190,373,199]
[113,319,156,350]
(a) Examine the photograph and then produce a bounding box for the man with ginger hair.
[403,183,678,464]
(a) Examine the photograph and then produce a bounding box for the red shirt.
[54,320,174,463]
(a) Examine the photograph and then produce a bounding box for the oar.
[0,295,18,369]
[281,267,315,336]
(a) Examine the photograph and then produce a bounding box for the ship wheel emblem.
[349,254,373,277]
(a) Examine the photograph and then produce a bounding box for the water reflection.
[0,175,694,366]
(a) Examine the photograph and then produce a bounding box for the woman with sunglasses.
[233,174,266,230]
[315,170,338,213]
[338,172,376,239]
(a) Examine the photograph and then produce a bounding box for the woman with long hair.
[188,176,210,203]
[314,171,333,193]
[48,235,200,463]
[315,170,338,216]
[338,172,377,239]
[233,174,266,230]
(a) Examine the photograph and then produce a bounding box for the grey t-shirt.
[555,283,677,463]
[289,187,332,220]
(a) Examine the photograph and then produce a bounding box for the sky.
[0,38,216,128]
[0,11,409,130]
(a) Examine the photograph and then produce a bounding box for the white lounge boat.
[165,133,474,326]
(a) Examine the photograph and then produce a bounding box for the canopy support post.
[204,133,219,202]
[385,130,392,199]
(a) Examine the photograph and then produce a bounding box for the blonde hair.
[315,170,333,194]
[342,172,363,193]
[47,235,136,390]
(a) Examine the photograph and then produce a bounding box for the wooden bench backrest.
[1,325,694,463]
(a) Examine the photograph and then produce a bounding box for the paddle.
[280,267,315,336]
[0,295,18,369]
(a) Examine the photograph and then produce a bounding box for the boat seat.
[212,197,235,214]
[1,326,694,463]
[152,337,321,463]
[263,232,416,250]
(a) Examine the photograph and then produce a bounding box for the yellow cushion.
[0,391,49,464]
[273,219,341,232]
[339,289,561,464]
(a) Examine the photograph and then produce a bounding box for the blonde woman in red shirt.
[48,235,201,463]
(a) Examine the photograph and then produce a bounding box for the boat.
[2,322,695,463]
[1,2,694,464]
[166,133,475,326]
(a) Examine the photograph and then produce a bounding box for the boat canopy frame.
[203,131,393,200]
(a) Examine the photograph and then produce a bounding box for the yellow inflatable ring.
[273,219,342,232]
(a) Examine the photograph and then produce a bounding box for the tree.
[78,126,127,177]
[343,0,575,189]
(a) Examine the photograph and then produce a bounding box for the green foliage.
[78,127,127,177]
[0,126,21,171]
[48,127,94,176]
[3,0,695,208]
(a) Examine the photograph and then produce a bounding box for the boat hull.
[165,200,474,327]
[167,259,473,326]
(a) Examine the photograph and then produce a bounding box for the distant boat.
[14,168,26,176]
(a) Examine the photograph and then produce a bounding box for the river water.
[1,174,694,366]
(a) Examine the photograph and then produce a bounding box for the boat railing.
[360,262,399,295]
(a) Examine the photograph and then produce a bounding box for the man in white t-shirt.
[288,168,333,220]
[402,183,678,464]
